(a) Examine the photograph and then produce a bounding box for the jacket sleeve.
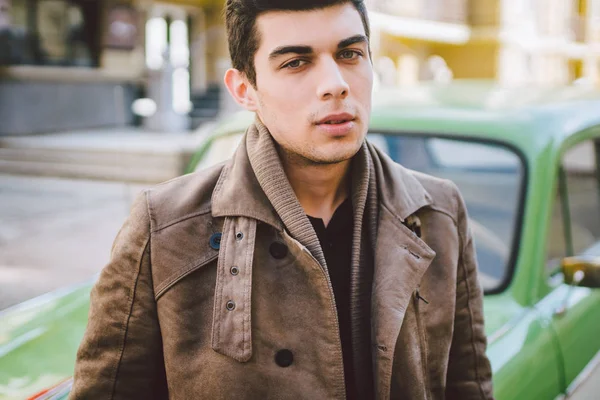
[70,191,168,399]
[445,185,494,400]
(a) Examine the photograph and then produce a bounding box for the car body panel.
[0,283,90,400]
[539,281,600,388]
[487,307,563,400]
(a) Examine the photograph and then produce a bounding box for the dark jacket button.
[269,242,288,259]
[209,233,222,250]
[226,300,236,311]
[275,349,294,367]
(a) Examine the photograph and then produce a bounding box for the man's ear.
[224,69,258,111]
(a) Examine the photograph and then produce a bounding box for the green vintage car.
[2,81,600,400]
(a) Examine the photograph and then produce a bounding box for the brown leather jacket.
[71,121,493,399]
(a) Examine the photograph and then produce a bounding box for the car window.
[369,133,524,292]
[563,139,600,256]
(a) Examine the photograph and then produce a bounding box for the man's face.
[249,3,373,164]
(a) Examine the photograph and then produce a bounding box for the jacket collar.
[366,141,433,222]
[211,126,284,231]
[211,117,435,245]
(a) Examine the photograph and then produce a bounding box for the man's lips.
[315,115,356,137]
[316,112,355,125]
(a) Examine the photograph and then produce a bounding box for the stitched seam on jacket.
[145,189,155,231]
[109,237,151,399]
[427,204,459,228]
[148,167,223,189]
[212,209,283,231]
[216,220,228,348]
[152,207,213,232]
[456,193,487,399]
[242,221,249,358]
[154,252,219,300]
[241,220,255,358]
[212,217,231,352]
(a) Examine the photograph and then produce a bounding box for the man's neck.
[279,149,351,227]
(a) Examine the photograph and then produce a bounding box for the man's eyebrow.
[268,45,313,60]
[337,34,368,49]
[267,35,368,60]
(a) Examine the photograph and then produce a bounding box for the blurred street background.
[1,0,600,309]
[0,175,143,309]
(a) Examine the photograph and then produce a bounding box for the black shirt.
[307,197,356,399]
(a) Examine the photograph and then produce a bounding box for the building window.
[145,17,167,70]
[0,0,99,67]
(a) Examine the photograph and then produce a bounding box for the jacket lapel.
[372,211,436,399]
[367,142,437,399]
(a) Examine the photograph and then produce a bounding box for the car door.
[541,136,600,397]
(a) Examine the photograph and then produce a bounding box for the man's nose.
[316,59,350,101]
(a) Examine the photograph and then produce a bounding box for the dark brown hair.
[225,0,370,87]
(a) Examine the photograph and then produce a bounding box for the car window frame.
[544,128,600,293]
[561,138,600,257]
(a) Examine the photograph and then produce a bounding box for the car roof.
[371,80,600,149]
[213,80,600,158]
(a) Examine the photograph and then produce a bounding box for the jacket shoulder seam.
[109,236,151,399]
[426,204,459,228]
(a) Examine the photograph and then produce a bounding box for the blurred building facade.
[368,0,600,87]
[0,0,228,135]
[1,0,599,135]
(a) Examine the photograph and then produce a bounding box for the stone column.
[144,48,191,131]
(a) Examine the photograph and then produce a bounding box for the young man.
[71,1,494,399]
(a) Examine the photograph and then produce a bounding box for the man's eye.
[340,50,360,60]
[283,59,306,69]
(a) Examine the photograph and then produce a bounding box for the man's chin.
[307,145,363,165]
